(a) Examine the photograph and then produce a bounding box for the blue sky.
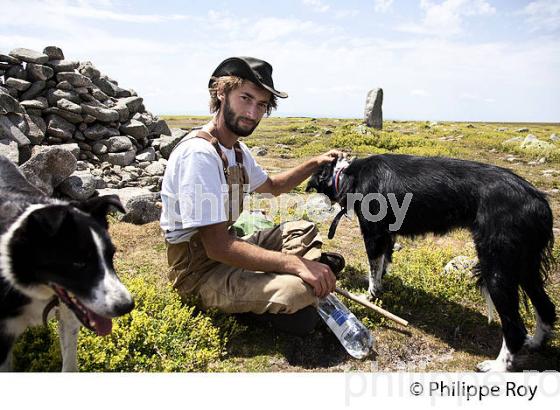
[1,0,559,121]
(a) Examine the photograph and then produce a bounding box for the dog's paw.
[476,359,511,372]
[367,284,383,300]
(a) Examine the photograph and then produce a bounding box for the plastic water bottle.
[316,294,374,359]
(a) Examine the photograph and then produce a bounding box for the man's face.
[220,81,271,137]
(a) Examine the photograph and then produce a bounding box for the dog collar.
[333,166,347,195]
[42,296,60,326]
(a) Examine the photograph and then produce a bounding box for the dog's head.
[0,195,134,336]
[306,158,350,202]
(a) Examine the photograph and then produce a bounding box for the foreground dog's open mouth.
[51,285,112,336]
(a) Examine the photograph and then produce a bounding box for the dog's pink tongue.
[91,311,113,336]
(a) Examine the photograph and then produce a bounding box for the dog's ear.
[73,195,126,229]
[27,206,70,238]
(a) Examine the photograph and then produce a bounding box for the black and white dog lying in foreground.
[307,154,556,372]
[0,155,134,371]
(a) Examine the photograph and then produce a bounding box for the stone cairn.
[1,46,189,223]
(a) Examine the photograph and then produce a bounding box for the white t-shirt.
[160,136,268,243]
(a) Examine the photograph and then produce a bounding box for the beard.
[222,97,260,137]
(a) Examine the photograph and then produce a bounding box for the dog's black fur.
[0,155,134,371]
[307,153,556,371]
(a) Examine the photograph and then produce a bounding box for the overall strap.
[194,130,245,171]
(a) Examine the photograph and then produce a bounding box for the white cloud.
[519,0,560,32]
[0,0,191,25]
[302,0,330,13]
[374,0,394,13]
[398,0,496,36]
[411,89,430,96]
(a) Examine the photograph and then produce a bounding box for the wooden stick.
[335,287,409,327]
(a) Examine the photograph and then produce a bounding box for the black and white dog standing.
[307,154,556,371]
[0,155,134,371]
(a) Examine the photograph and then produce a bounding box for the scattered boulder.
[19,146,77,195]
[251,146,267,156]
[443,256,478,276]
[97,187,161,224]
[58,170,97,200]
[9,48,49,64]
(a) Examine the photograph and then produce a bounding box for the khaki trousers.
[166,220,322,314]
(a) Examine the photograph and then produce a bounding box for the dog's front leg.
[357,214,390,299]
[57,304,81,372]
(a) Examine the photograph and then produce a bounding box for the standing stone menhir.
[364,88,383,130]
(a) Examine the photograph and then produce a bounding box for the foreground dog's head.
[0,195,134,336]
[306,158,350,201]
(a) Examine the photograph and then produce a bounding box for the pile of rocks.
[1,46,188,223]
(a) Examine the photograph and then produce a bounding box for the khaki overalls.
[166,129,322,314]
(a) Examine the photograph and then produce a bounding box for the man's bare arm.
[256,149,342,196]
[198,222,336,297]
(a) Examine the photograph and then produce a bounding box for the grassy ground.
[134,116,560,371]
[15,116,560,372]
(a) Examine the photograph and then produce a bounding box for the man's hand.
[293,256,336,298]
[314,149,343,167]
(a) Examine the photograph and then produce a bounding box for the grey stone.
[116,88,132,98]
[20,97,48,110]
[0,115,30,146]
[83,123,111,141]
[56,72,93,88]
[26,63,54,81]
[46,59,79,73]
[0,53,20,64]
[118,96,143,114]
[26,114,46,144]
[78,61,100,80]
[0,138,19,163]
[158,134,185,159]
[93,76,118,97]
[133,112,155,127]
[550,133,559,142]
[105,136,133,153]
[83,114,96,124]
[145,161,166,176]
[19,146,77,195]
[99,148,137,166]
[91,87,109,102]
[8,113,29,136]
[251,146,267,156]
[5,77,31,91]
[9,48,49,64]
[516,127,529,133]
[136,147,156,162]
[57,98,82,114]
[520,135,555,151]
[5,65,26,80]
[46,88,81,106]
[45,114,76,141]
[120,119,149,139]
[0,88,24,114]
[32,142,80,159]
[113,103,130,122]
[443,256,478,275]
[20,80,46,100]
[77,142,92,151]
[364,88,383,129]
[43,107,83,124]
[92,142,108,155]
[56,80,73,91]
[58,171,97,200]
[97,187,160,224]
[150,118,171,136]
[81,103,119,122]
[43,46,65,60]
[74,130,85,141]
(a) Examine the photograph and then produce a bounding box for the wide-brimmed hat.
[209,56,288,98]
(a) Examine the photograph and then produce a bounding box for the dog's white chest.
[4,299,49,337]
